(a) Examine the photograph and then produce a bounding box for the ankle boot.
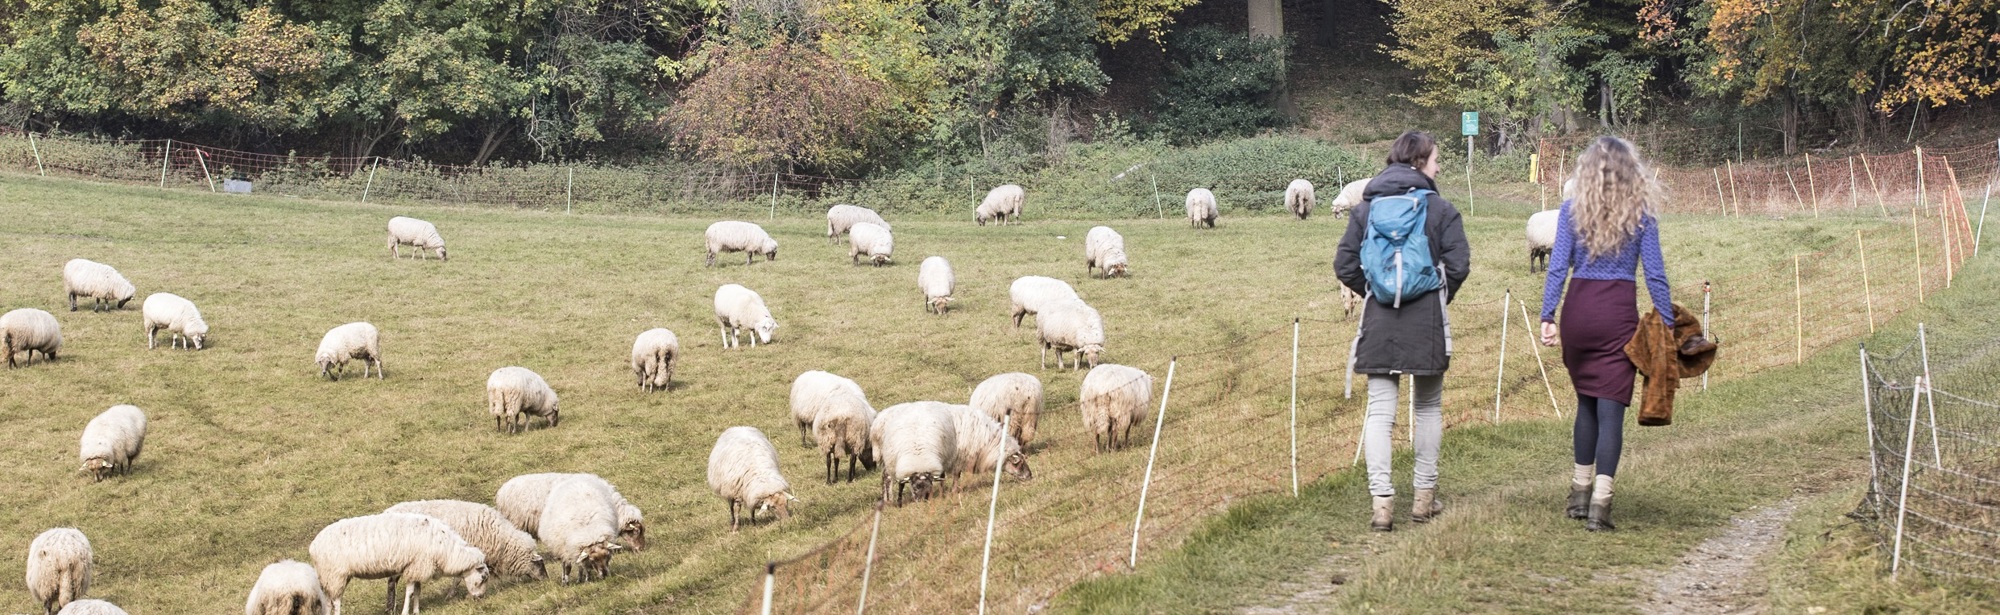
[1412,488,1443,523]
[1566,463,1594,520]
[1370,495,1394,532]
[1585,475,1616,531]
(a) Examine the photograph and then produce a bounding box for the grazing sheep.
[707,426,795,530]
[487,366,560,434]
[1081,364,1154,452]
[848,222,894,266]
[976,184,1024,226]
[538,478,626,583]
[1286,179,1316,219]
[62,259,135,312]
[245,559,330,615]
[789,370,867,447]
[1084,226,1129,278]
[826,204,890,243]
[493,473,646,551]
[704,221,778,267]
[1008,276,1079,328]
[630,328,679,392]
[1328,178,1370,218]
[383,500,547,582]
[1185,188,1218,228]
[79,404,146,481]
[918,256,955,314]
[386,216,448,261]
[54,600,124,615]
[2,308,62,368]
[790,371,877,482]
[315,322,382,381]
[308,512,490,615]
[969,372,1043,448]
[713,284,777,348]
[869,402,957,505]
[1036,300,1105,370]
[940,404,1031,485]
[1526,209,1560,272]
[26,528,92,615]
[142,292,208,350]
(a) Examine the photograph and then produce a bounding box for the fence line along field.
[0,172,1946,613]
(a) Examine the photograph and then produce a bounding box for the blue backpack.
[1358,188,1443,307]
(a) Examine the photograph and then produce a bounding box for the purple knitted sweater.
[1541,200,1674,325]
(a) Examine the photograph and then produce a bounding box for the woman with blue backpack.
[1334,130,1472,532]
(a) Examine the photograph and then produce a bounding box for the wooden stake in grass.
[1859,230,1875,333]
[1912,207,1925,303]
[1805,153,1819,216]
[1862,154,1887,216]
[1518,302,1561,418]
[1785,170,1807,215]
[1726,160,1741,216]
[1793,254,1804,363]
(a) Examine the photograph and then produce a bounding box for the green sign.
[1461,111,1479,136]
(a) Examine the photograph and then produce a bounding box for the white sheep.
[918,256,955,314]
[1286,178,1315,220]
[1008,276,1079,329]
[869,402,957,506]
[1081,363,1154,452]
[79,404,146,481]
[386,216,448,261]
[245,559,330,615]
[54,600,124,615]
[789,370,865,447]
[713,284,777,348]
[1185,188,1218,228]
[791,371,876,483]
[1328,178,1370,218]
[26,527,92,615]
[704,221,778,267]
[970,372,1043,448]
[487,366,560,434]
[315,322,382,381]
[493,473,646,551]
[1036,300,1105,370]
[940,403,1031,485]
[2,307,62,368]
[976,184,1024,226]
[707,426,796,530]
[142,292,208,350]
[630,328,679,392]
[538,478,626,583]
[848,222,894,266]
[825,204,890,243]
[383,500,547,582]
[62,259,135,312]
[1084,226,1129,278]
[308,512,490,615]
[1526,209,1560,272]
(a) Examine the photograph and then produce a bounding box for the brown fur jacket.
[1624,302,1719,426]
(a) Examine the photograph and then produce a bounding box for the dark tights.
[1571,393,1627,477]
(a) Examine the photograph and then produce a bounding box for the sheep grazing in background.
[26,527,92,615]
[245,559,330,615]
[1084,226,1129,278]
[1081,363,1155,452]
[703,221,778,267]
[707,426,796,530]
[976,184,1024,225]
[1036,300,1105,370]
[1008,276,1079,329]
[825,204,890,243]
[383,500,547,582]
[62,259,135,312]
[142,292,208,350]
[791,370,876,482]
[629,328,679,392]
[2,307,62,368]
[789,370,867,447]
[386,216,447,261]
[493,473,646,551]
[536,478,625,583]
[1286,179,1316,219]
[713,284,777,348]
[940,403,1031,485]
[1185,188,1218,228]
[308,512,490,615]
[970,372,1042,448]
[53,600,125,615]
[870,402,957,505]
[848,222,894,266]
[918,256,955,314]
[1328,178,1370,218]
[1526,209,1560,272]
[487,366,560,434]
[79,404,146,481]
[315,322,382,380]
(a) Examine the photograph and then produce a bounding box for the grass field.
[0,173,1931,614]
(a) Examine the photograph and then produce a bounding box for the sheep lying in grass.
[1185,188,1217,228]
[714,284,777,348]
[1008,276,1078,329]
[142,292,208,350]
[870,402,956,506]
[315,322,382,380]
[848,222,893,266]
[384,500,547,582]
[1328,178,1369,218]
[1036,300,1104,370]
[1286,179,1315,219]
[307,512,489,615]
[970,372,1042,448]
[704,221,778,267]
[79,404,146,481]
[707,426,796,530]
[630,328,678,392]
[493,473,646,551]
[826,204,890,243]
[918,256,955,314]
[3,307,62,368]
[63,259,134,312]
[487,366,559,433]
[1081,364,1154,452]
[245,559,329,615]
[27,527,92,615]
[1085,226,1128,278]
[976,184,1024,225]
[537,478,624,583]
[1526,209,1559,272]
[386,216,448,261]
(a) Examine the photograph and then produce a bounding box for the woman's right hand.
[1540,321,1559,347]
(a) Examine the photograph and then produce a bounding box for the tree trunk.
[471,122,513,167]
[1780,90,1799,156]
[1247,0,1296,120]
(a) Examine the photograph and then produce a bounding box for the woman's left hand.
[1540,321,1559,347]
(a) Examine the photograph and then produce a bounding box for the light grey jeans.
[1365,373,1443,497]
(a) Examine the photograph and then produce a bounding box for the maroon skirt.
[1560,279,1639,405]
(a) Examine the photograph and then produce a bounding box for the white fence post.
[1150,171,1163,220]
[760,562,776,615]
[977,411,1011,615]
[362,157,379,203]
[1701,282,1713,390]
[1891,367,1926,578]
[769,171,778,220]
[567,166,576,214]
[1493,289,1510,422]
[1519,301,1562,418]
[195,148,215,192]
[1860,345,1881,500]
[28,133,45,176]
[1917,324,1944,466]
[159,139,172,188]
[855,503,883,615]
[1129,358,1177,569]
[1289,318,1300,497]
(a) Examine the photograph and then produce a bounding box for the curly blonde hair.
[1570,136,1664,258]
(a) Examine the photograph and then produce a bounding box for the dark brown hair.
[1385,131,1437,167]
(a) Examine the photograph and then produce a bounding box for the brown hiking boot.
[1370,495,1394,532]
[1412,488,1443,523]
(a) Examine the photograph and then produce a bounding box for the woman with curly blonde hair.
[1539,136,1673,531]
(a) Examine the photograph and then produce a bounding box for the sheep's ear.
[530,553,545,562]
[607,543,625,552]
[785,492,799,502]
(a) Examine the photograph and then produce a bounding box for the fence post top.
[765,562,777,574]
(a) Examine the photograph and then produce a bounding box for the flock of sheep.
[8,176,1397,615]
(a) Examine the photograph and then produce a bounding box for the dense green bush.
[1149,26,1292,145]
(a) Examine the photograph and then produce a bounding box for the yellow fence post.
[1862,155,1887,216]
[1805,153,1820,217]
[1726,160,1741,216]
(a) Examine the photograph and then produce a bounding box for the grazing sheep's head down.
[437,246,449,261]
[754,317,778,344]
[975,211,988,226]
[620,519,647,551]
[908,473,940,501]
[757,491,796,519]
[579,541,620,579]
[1107,262,1128,277]
[1081,344,1104,367]
[185,321,208,350]
[1004,450,1033,480]
[463,566,491,598]
[871,254,891,266]
[115,281,136,307]
[82,457,113,481]
[526,553,548,580]
[929,296,955,312]
[763,239,779,260]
